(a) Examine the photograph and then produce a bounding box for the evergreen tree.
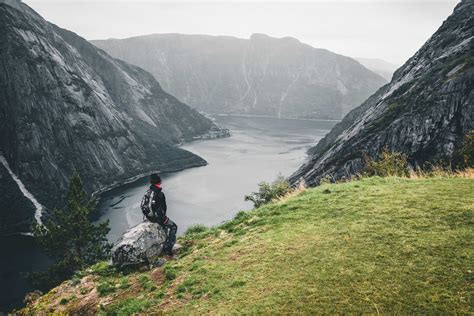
[29,173,111,288]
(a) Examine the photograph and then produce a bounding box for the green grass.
[25,176,473,314]
[159,177,473,314]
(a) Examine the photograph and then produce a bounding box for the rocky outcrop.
[111,221,167,268]
[0,1,221,233]
[290,0,474,186]
[92,33,386,120]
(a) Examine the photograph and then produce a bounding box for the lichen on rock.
[111,221,167,268]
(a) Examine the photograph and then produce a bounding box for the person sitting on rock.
[141,173,177,256]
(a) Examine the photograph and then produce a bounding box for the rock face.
[92,33,386,120]
[0,1,220,233]
[111,221,167,268]
[290,0,474,186]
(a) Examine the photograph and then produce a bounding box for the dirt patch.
[151,268,166,286]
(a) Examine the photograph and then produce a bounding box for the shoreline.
[91,160,208,200]
[208,113,342,123]
[91,127,231,202]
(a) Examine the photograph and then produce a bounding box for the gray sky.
[23,0,459,65]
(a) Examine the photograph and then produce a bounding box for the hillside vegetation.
[22,175,473,314]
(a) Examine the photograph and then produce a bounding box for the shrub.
[245,176,292,208]
[458,130,474,168]
[363,148,409,177]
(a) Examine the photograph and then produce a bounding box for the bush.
[458,130,474,168]
[245,176,292,208]
[363,148,409,177]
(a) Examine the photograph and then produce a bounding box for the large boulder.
[111,221,167,268]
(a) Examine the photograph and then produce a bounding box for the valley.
[0,115,335,311]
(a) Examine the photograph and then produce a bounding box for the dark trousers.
[160,217,177,253]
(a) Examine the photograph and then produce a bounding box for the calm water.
[0,115,335,311]
[0,235,50,312]
[96,115,335,240]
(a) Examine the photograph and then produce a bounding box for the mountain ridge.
[354,57,398,81]
[92,33,387,120]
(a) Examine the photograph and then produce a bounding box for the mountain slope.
[0,1,219,233]
[354,57,398,81]
[92,33,386,120]
[291,0,474,186]
[22,176,474,314]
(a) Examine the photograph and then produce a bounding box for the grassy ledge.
[21,176,473,314]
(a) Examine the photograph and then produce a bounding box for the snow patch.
[0,154,43,225]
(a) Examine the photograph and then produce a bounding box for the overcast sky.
[23,0,459,65]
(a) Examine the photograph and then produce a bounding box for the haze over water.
[97,115,336,240]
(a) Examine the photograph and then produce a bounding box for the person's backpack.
[141,189,158,222]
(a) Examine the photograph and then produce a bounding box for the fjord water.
[96,115,335,240]
[0,115,334,311]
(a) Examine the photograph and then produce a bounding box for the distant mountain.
[0,0,221,234]
[290,0,474,186]
[354,58,398,81]
[92,33,386,120]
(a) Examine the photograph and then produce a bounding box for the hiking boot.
[162,246,173,256]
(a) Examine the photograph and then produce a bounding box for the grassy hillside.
[21,176,473,314]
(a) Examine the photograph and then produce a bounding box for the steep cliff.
[0,1,219,233]
[290,0,474,186]
[92,33,386,120]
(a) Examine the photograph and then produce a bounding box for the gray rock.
[111,221,167,268]
[172,243,182,254]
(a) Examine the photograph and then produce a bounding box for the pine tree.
[29,173,111,288]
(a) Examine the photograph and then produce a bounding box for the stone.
[172,243,183,254]
[111,221,167,268]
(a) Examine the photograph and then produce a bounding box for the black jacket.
[150,185,167,223]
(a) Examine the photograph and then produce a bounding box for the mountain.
[92,33,387,120]
[0,0,222,234]
[354,57,398,81]
[290,0,474,187]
